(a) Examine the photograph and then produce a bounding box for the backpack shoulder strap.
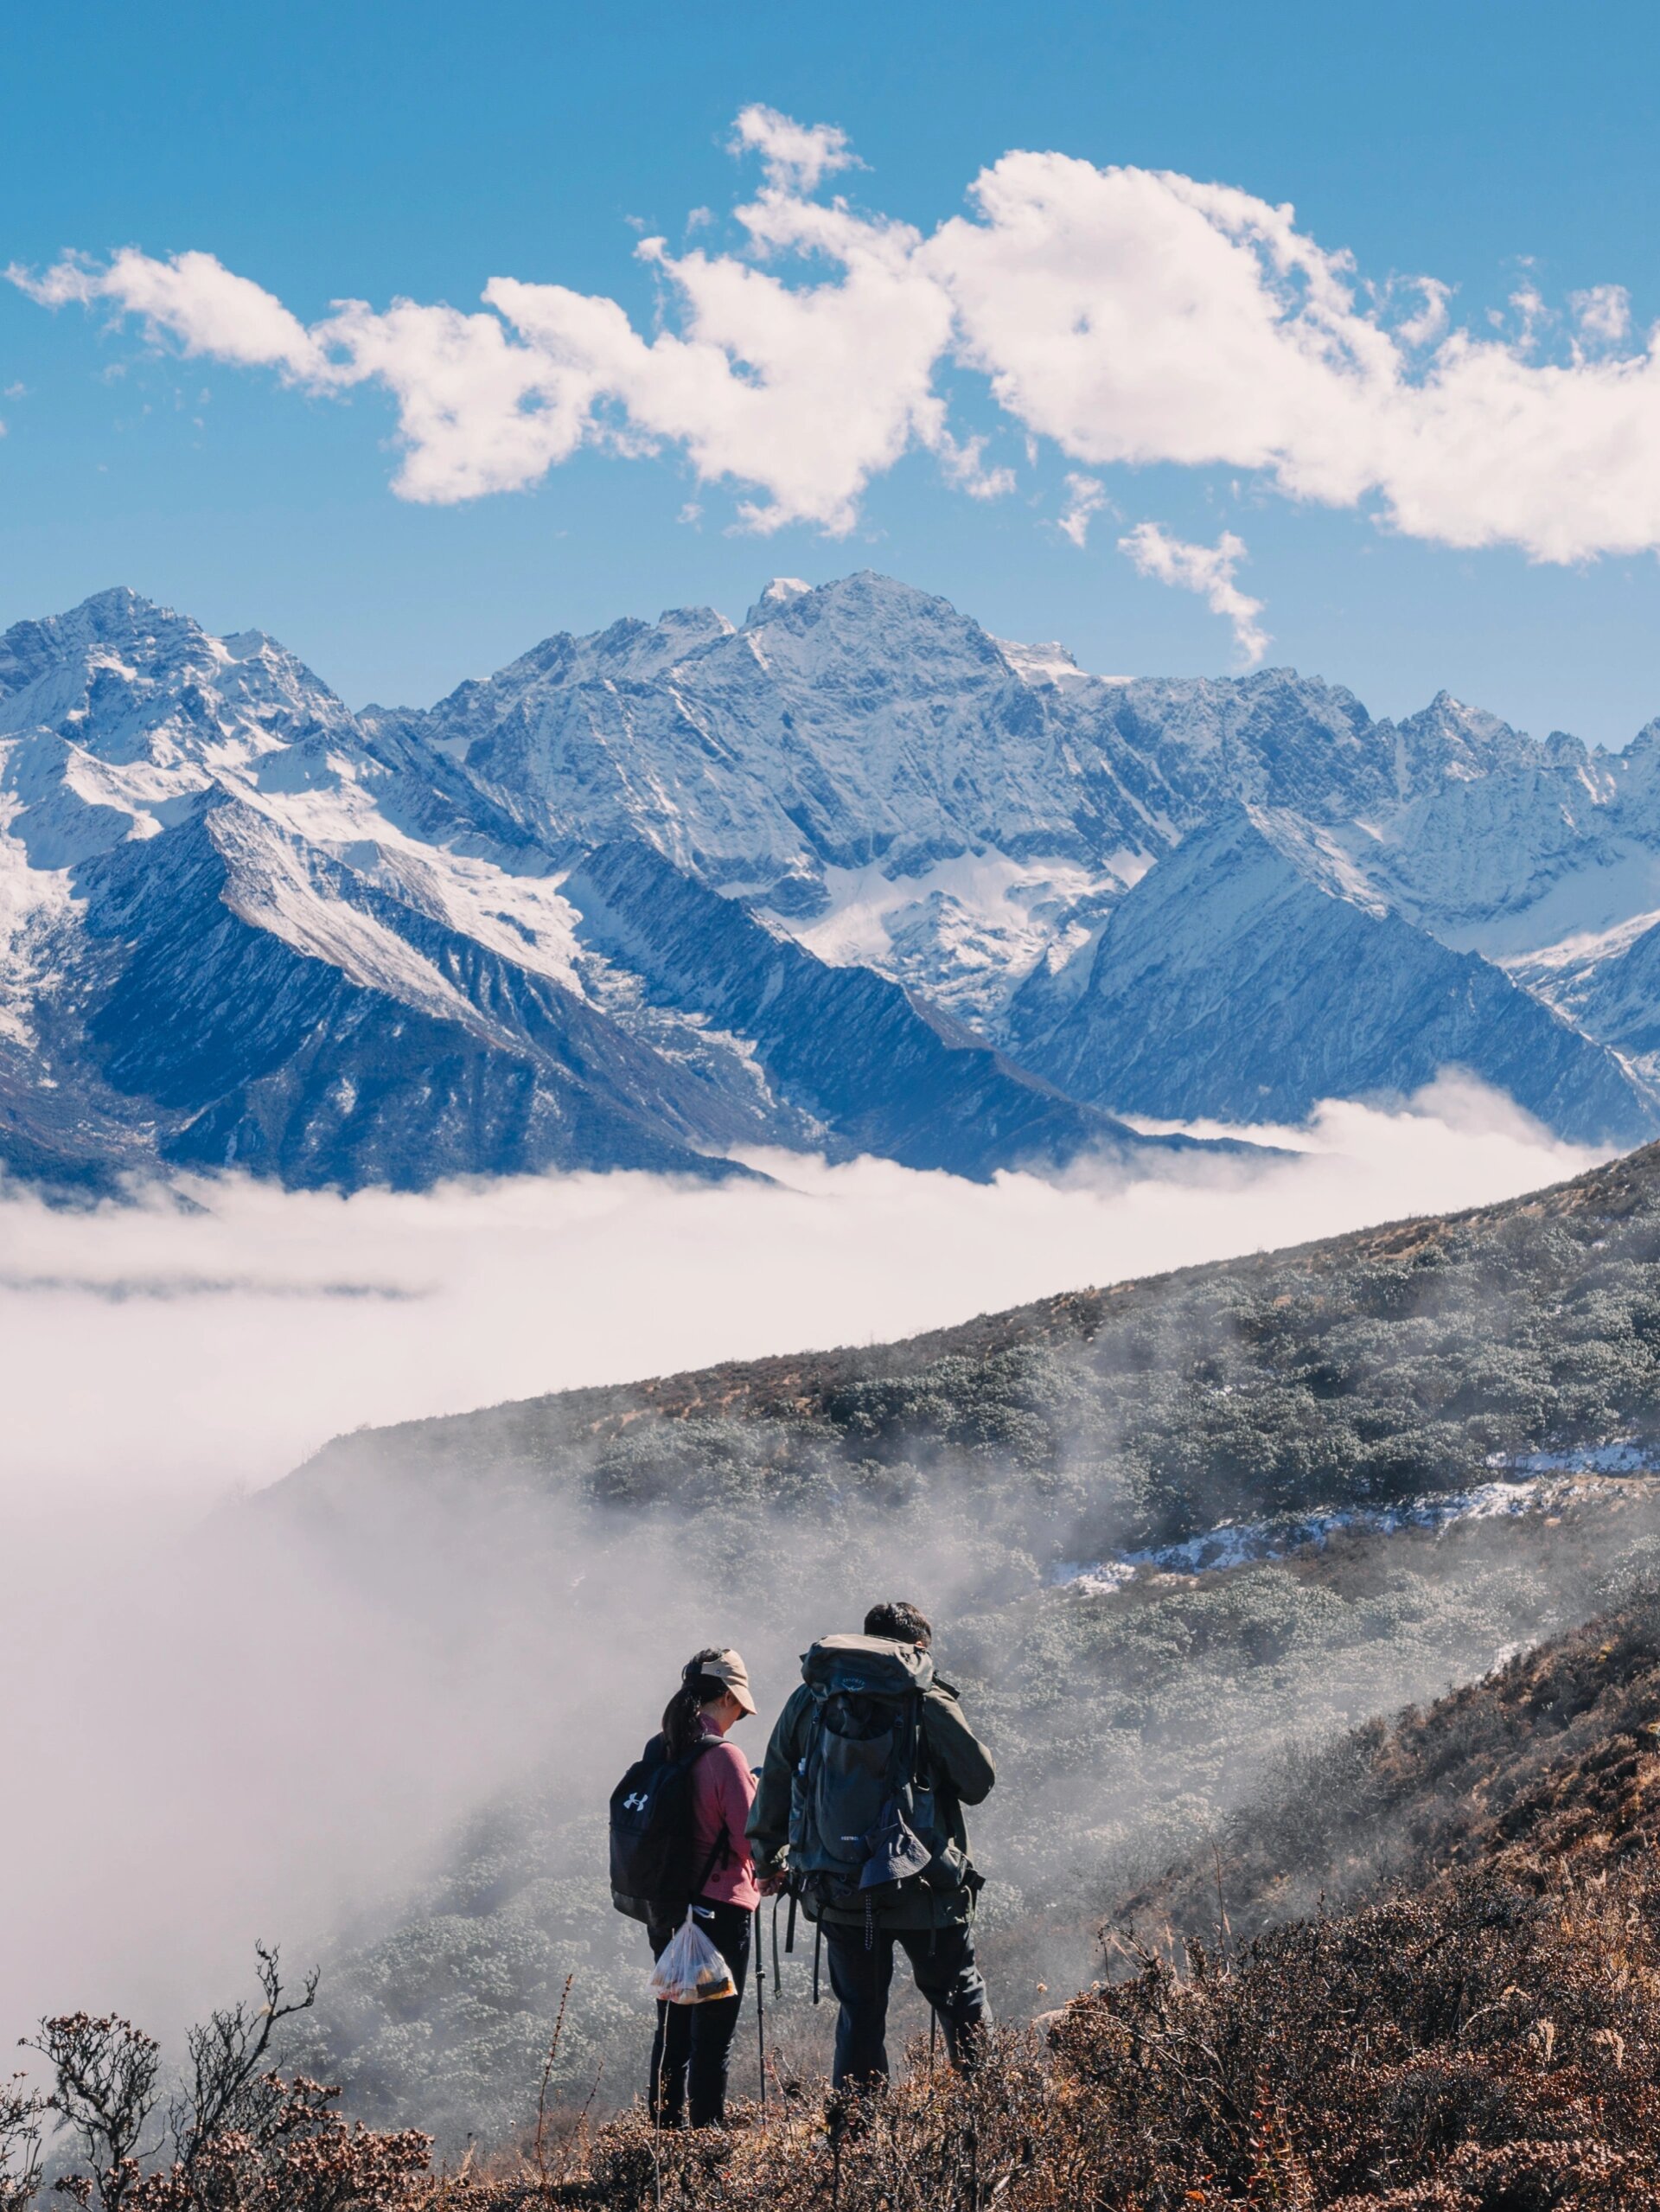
[903,1685,928,1788]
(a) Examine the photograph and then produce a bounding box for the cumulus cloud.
[1393,278,1452,350]
[1120,521,1269,663]
[729,103,857,195]
[12,246,335,379]
[15,114,1660,557]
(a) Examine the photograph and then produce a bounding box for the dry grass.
[452,1851,1660,2212]
[19,1691,1660,2207]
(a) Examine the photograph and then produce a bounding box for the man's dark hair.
[864,1601,931,1647]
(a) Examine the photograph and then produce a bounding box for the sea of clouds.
[0,1074,1593,1515]
[0,1076,1599,2059]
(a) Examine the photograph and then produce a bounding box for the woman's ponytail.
[661,1646,727,1757]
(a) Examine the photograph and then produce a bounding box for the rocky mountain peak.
[743,576,810,624]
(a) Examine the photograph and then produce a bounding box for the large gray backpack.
[788,1633,937,1907]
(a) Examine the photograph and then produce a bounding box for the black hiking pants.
[823,1920,991,2092]
[647,1898,752,2127]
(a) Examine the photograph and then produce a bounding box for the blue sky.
[4,0,1660,741]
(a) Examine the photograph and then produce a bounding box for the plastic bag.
[649,1914,737,2005]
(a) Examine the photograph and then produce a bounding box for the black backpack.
[787,1634,939,1908]
[609,1733,729,1924]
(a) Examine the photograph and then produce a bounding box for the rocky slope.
[1011,808,1656,1142]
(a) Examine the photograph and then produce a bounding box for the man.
[747,1599,995,2095]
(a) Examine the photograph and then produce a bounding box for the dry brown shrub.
[451,1855,1660,2212]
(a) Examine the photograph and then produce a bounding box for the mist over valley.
[9,1094,1660,2171]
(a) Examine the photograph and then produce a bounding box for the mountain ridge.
[10,572,1660,1190]
[280,1132,1660,1551]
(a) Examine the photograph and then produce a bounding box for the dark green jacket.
[746,1673,996,1929]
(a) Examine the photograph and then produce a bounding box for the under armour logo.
[623,1793,648,1812]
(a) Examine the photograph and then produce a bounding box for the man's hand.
[757,1873,787,1897]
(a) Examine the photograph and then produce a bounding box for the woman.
[647,1646,762,2130]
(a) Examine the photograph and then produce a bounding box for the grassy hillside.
[1113,1575,1660,1948]
[18,1153,1660,2205]
[250,1142,1660,2152]
[566,1819,1660,2212]
[479,1593,1660,2210]
[290,1138,1660,1560]
[19,1595,1660,2210]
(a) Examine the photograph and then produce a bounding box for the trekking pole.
[650,2033,663,2212]
[757,1913,768,2112]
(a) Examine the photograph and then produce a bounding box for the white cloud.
[15,116,1660,560]
[1119,521,1270,663]
[10,246,334,380]
[322,291,599,502]
[729,103,856,195]
[1393,278,1452,349]
[0,1079,1589,1508]
[1057,471,1108,547]
[1509,280,1550,345]
[932,424,1017,500]
[1573,283,1632,347]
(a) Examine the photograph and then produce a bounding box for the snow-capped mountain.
[393,571,1404,1028]
[0,586,1186,1189]
[7,572,1660,1193]
[1007,809,1658,1144]
[399,570,1660,1044]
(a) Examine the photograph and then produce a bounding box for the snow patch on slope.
[208,808,487,1032]
[0,815,77,1048]
[775,849,1144,1023]
[1434,848,1660,961]
[993,636,1131,692]
[1054,1463,1659,1589]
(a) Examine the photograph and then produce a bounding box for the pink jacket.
[689,1717,760,1909]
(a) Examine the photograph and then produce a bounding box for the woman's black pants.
[647,1898,753,2127]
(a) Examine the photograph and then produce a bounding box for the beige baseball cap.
[699,1648,757,1716]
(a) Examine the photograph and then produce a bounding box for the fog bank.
[0,1077,1603,2075]
[1,1076,1595,1512]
